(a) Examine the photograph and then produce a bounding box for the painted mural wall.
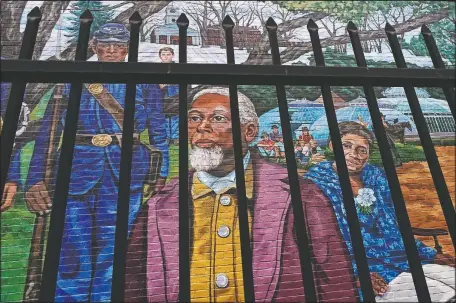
[1,1,455,302]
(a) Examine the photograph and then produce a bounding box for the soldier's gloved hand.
[25,181,52,216]
[1,182,18,212]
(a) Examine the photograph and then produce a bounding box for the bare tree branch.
[244,11,329,65]
[278,7,450,65]
[33,1,71,59]
[109,1,133,11]
[1,1,30,59]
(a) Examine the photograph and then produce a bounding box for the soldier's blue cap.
[93,23,130,43]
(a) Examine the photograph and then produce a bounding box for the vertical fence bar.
[222,15,255,303]
[39,10,93,302]
[0,7,41,199]
[265,17,318,302]
[177,13,190,303]
[307,19,376,302]
[421,25,455,120]
[347,21,432,302]
[111,11,142,302]
[385,23,456,249]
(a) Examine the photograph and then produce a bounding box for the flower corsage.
[354,188,376,215]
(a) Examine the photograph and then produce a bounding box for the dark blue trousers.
[54,165,142,302]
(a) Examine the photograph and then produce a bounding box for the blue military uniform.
[26,24,169,302]
[1,80,23,188]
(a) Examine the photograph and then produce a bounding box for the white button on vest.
[215,273,229,288]
[220,195,231,206]
[217,225,230,238]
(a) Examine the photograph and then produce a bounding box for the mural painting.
[1,1,455,302]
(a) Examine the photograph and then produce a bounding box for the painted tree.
[243,1,450,65]
[409,2,455,66]
[64,0,114,43]
[182,1,217,48]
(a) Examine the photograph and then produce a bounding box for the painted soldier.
[25,23,169,302]
[1,73,30,212]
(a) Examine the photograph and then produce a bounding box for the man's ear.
[244,123,258,143]
[328,140,333,152]
[90,40,97,54]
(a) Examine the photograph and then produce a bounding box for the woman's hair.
[328,121,374,150]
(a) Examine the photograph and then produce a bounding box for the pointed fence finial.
[421,24,431,35]
[307,19,318,31]
[266,17,277,30]
[27,6,42,20]
[129,11,142,24]
[222,15,235,29]
[385,22,395,34]
[177,13,189,27]
[347,21,358,32]
[80,9,93,21]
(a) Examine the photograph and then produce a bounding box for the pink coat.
[124,155,358,302]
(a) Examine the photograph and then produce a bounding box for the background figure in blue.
[25,24,169,302]
[158,47,179,144]
[304,121,454,298]
[1,77,27,212]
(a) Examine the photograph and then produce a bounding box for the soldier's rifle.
[23,84,64,302]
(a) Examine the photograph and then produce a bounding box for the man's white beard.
[190,145,224,172]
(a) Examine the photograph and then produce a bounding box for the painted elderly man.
[124,87,358,302]
[25,23,168,301]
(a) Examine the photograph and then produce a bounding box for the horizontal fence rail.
[1,7,455,303]
[2,60,455,87]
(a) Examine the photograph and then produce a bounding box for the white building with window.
[150,6,200,46]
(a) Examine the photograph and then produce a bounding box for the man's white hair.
[193,87,258,125]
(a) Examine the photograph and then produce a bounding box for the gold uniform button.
[88,83,104,95]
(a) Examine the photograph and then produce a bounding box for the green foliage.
[409,19,455,66]
[238,85,280,116]
[64,1,114,43]
[1,196,36,302]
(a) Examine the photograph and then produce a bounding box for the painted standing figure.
[1,76,28,212]
[25,23,169,302]
[124,87,358,302]
[380,113,402,167]
[158,47,180,144]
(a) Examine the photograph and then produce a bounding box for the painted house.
[206,24,261,50]
[150,6,200,45]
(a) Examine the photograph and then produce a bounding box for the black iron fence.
[1,7,455,303]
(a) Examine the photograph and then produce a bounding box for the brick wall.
[1,1,455,302]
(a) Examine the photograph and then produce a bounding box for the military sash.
[84,83,162,185]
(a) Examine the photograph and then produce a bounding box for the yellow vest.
[190,165,253,302]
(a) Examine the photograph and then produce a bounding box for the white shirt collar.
[196,151,251,195]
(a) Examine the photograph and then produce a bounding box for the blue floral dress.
[305,161,436,285]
